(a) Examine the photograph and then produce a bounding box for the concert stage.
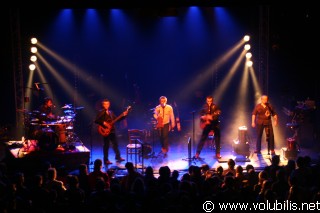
[4,140,90,176]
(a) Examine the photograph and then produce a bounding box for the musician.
[39,97,57,122]
[153,96,175,157]
[94,99,126,165]
[252,95,278,155]
[195,95,221,159]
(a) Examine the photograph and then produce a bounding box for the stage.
[2,129,319,178]
[86,131,320,178]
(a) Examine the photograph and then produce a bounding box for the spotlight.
[246,61,253,67]
[243,35,250,42]
[245,52,252,59]
[31,38,38,44]
[29,64,36,71]
[244,44,251,51]
[30,55,37,62]
[31,47,37,53]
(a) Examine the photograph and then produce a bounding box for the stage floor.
[84,131,320,177]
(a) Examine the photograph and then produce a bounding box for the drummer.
[39,97,58,122]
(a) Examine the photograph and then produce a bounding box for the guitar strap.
[104,110,108,120]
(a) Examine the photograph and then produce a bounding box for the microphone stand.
[182,111,196,167]
[88,122,94,166]
[151,127,156,158]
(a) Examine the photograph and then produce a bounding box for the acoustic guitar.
[199,110,221,129]
[98,106,132,137]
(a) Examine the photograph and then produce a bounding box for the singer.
[153,96,175,157]
[252,95,278,155]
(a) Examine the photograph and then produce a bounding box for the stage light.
[31,47,37,53]
[31,38,38,44]
[29,64,36,71]
[243,35,250,42]
[246,60,253,67]
[245,52,252,59]
[30,55,37,62]
[244,44,251,51]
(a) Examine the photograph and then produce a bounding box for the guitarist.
[195,95,222,159]
[94,99,127,165]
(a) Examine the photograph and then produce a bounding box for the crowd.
[0,155,320,213]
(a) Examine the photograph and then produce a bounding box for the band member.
[95,99,127,165]
[153,96,175,157]
[252,95,278,155]
[39,97,57,121]
[195,95,222,159]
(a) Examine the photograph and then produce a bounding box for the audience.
[88,159,110,191]
[0,154,319,213]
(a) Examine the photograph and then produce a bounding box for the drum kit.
[19,104,84,151]
[283,100,315,152]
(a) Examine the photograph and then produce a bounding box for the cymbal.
[75,106,84,110]
[61,104,72,109]
[64,110,75,114]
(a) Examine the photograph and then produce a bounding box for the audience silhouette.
[0,155,320,213]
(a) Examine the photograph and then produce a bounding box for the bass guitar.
[98,106,132,137]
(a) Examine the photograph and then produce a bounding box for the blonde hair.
[159,96,167,103]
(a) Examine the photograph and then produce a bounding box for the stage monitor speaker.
[233,126,250,156]
[233,142,250,156]
[238,126,248,144]
[281,147,298,160]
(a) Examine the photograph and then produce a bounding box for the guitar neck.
[110,113,124,125]
[107,106,131,126]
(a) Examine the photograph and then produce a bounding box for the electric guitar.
[199,110,221,129]
[97,106,132,137]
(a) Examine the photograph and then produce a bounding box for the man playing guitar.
[195,95,222,159]
[95,99,127,165]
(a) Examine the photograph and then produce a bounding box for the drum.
[287,137,296,151]
[38,128,59,151]
[59,116,74,124]
[55,124,67,143]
